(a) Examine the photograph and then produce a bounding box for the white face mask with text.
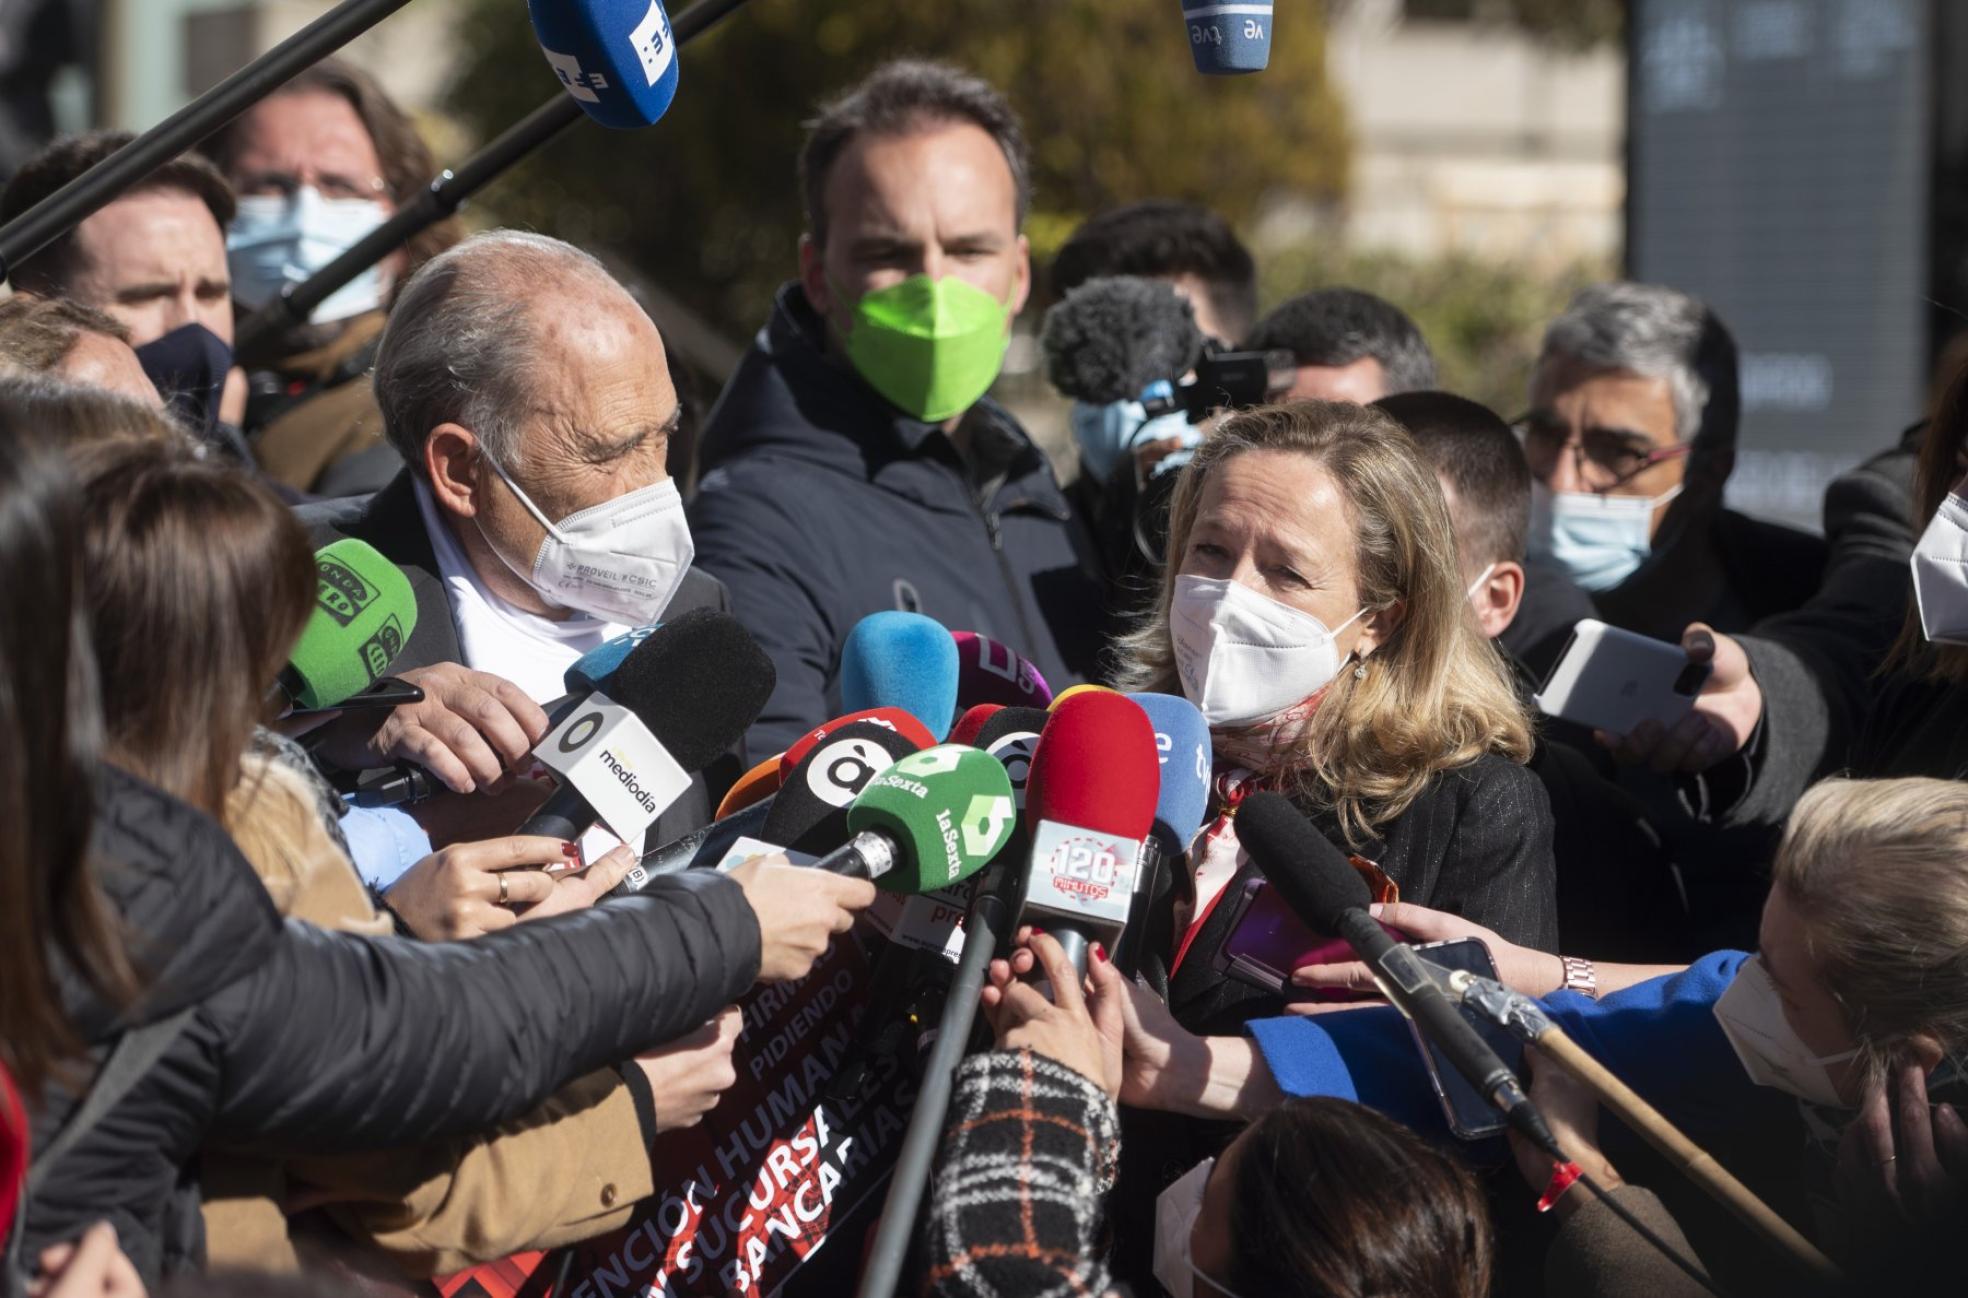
[483,454,694,626]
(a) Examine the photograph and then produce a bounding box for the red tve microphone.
[778,706,936,781]
[1014,691,1161,975]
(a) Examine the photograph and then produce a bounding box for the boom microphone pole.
[0,0,416,284]
[855,861,1022,1298]
[235,0,753,356]
[1450,971,1840,1284]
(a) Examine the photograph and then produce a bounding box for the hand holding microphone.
[728,855,875,984]
[1287,902,1565,1006]
[981,929,1126,1099]
[317,661,551,796]
[1236,793,1554,1151]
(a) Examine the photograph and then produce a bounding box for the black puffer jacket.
[690,284,1109,756]
[23,765,760,1284]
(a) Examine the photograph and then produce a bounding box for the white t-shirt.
[413,481,634,859]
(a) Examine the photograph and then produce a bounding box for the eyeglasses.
[1512,413,1690,493]
[234,168,390,204]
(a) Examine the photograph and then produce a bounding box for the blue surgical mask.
[1528,482,1682,592]
[1069,379,1199,484]
[227,187,391,324]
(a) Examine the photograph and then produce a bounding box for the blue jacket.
[690,284,1108,754]
[1247,952,1761,1142]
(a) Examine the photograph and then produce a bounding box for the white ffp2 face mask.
[1712,955,1859,1108]
[1152,1157,1251,1298]
[484,456,694,626]
[1912,492,1968,645]
[227,187,392,324]
[1528,483,1681,592]
[1170,574,1367,728]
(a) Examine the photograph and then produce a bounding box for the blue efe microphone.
[529,0,681,129]
[1118,691,1214,976]
[1181,0,1273,74]
[840,611,961,743]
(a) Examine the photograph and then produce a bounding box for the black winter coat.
[1165,752,1558,1037]
[298,473,748,836]
[690,284,1109,756]
[22,765,761,1285]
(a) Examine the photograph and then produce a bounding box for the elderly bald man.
[303,230,742,847]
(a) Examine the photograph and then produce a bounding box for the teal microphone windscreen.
[839,611,961,742]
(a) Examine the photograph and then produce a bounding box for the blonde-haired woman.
[1115,399,1555,1029]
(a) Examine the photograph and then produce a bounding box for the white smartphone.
[1531,618,1711,735]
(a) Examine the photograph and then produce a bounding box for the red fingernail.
[1093,943,1109,963]
[562,842,580,858]
[1030,927,1046,937]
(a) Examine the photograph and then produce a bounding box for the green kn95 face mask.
[844,274,1011,423]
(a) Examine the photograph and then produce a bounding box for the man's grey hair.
[1537,282,1737,449]
[373,229,622,474]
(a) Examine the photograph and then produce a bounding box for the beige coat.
[200,757,652,1277]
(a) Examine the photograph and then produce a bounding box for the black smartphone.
[284,675,425,718]
[1405,937,1526,1140]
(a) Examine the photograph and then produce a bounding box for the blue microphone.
[1119,691,1214,976]
[562,624,660,694]
[1181,0,1273,74]
[1128,692,1213,845]
[528,0,681,129]
[839,611,961,743]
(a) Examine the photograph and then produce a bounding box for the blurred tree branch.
[443,0,1349,340]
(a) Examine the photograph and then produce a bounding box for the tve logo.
[542,48,609,104]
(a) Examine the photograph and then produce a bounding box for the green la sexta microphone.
[815,745,1019,892]
[275,537,419,712]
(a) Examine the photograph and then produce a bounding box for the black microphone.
[1040,275,1205,407]
[518,609,773,843]
[762,720,924,855]
[1236,791,1557,1152]
[613,717,928,894]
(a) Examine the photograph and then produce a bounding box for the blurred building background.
[5,0,1954,526]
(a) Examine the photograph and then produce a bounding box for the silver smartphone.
[1532,618,1711,735]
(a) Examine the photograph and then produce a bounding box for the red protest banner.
[433,927,918,1298]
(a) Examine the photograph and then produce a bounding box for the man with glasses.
[201,58,462,497]
[1519,282,1825,643]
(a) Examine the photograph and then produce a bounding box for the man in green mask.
[691,60,1108,759]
